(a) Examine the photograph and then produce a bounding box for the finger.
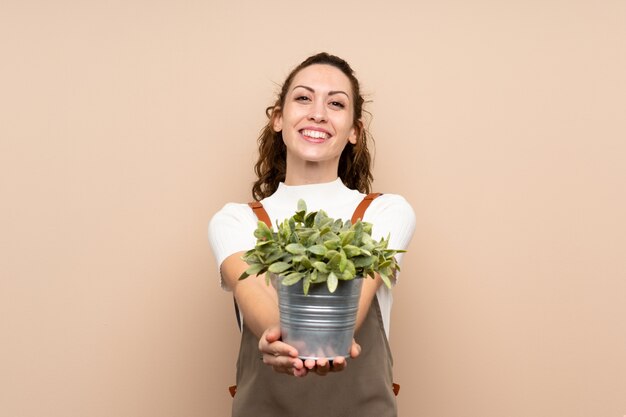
[259,339,299,359]
[292,366,309,378]
[350,340,362,358]
[263,326,282,343]
[330,356,347,372]
[265,355,304,376]
[263,353,302,368]
[304,359,317,370]
[314,358,331,376]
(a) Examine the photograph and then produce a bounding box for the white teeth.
[302,129,329,139]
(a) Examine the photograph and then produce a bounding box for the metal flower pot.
[275,276,363,360]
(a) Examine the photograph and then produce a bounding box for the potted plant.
[239,199,405,359]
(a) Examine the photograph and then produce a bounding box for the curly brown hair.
[252,52,374,200]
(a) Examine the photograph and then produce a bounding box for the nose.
[308,101,327,123]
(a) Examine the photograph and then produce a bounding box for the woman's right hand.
[259,326,308,377]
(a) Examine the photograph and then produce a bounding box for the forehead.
[290,64,353,97]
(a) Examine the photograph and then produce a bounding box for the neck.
[284,157,340,186]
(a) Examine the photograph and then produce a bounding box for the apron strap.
[351,192,383,224]
[247,192,384,229]
[248,201,272,228]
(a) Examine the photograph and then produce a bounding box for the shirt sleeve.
[362,193,417,281]
[362,193,416,338]
[207,203,258,290]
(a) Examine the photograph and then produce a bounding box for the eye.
[329,101,345,109]
[295,95,311,102]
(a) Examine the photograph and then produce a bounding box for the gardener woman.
[208,52,415,417]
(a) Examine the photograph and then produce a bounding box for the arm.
[221,251,279,338]
[221,252,304,375]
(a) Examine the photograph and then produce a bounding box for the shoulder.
[208,202,259,271]
[362,193,416,246]
[210,202,255,220]
[366,193,416,222]
[208,202,257,234]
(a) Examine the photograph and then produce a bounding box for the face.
[273,64,357,169]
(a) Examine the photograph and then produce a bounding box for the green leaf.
[285,243,306,255]
[302,274,311,295]
[340,230,355,246]
[281,272,305,286]
[341,269,355,280]
[265,250,285,264]
[297,199,307,213]
[244,263,265,276]
[379,259,392,269]
[327,272,338,293]
[323,237,340,250]
[241,251,259,263]
[353,255,375,268]
[342,245,361,258]
[306,231,320,246]
[308,245,327,256]
[268,262,291,274]
[313,262,329,273]
[314,210,324,227]
[329,252,342,268]
[305,211,316,228]
[293,209,305,223]
[345,259,356,276]
[300,255,312,269]
[255,240,273,247]
[354,221,363,244]
[339,250,348,272]
[379,272,392,289]
[254,220,273,240]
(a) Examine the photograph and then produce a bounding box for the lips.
[300,129,331,140]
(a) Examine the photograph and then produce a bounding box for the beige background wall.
[1,1,625,416]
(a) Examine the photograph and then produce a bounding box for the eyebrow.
[292,85,350,100]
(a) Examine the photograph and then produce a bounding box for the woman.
[208,52,415,417]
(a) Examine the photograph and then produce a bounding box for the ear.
[272,107,283,132]
[348,120,362,145]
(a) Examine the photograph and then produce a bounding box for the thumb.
[350,339,362,358]
[264,325,282,343]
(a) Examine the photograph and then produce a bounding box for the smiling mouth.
[300,129,330,140]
